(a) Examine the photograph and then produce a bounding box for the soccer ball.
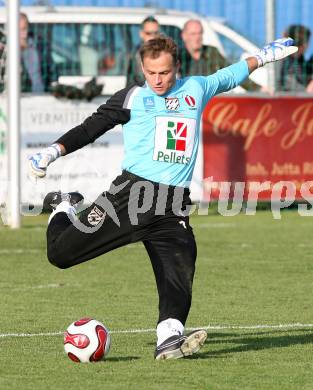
[64,317,111,363]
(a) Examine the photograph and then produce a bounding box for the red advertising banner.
[202,96,313,201]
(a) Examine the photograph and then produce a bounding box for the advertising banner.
[0,95,124,209]
[202,96,313,201]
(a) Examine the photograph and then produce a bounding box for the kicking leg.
[46,190,132,269]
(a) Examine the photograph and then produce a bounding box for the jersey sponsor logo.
[143,96,155,109]
[185,95,196,107]
[166,121,187,151]
[153,116,196,165]
[165,97,180,111]
[87,205,105,226]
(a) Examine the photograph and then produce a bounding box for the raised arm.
[247,37,298,73]
[201,38,298,99]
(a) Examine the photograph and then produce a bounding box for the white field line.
[0,284,80,292]
[9,283,73,291]
[0,249,42,254]
[1,323,313,338]
[193,223,237,228]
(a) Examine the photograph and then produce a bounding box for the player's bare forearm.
[245,57,259,74]
[57,143,67,156]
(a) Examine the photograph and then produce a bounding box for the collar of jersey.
[144,80,180,97]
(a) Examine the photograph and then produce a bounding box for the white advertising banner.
[0,95,203,209]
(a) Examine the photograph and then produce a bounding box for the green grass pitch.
[0,210,313,389]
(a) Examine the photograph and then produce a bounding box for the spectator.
[126,16,160,85]
[179,19,261,92]
[98,50,117,75]
[19,12,44,93]
[279,24,313,92]
[0,12,56,93]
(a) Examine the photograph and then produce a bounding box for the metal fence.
[20,0,313,59]
[1,1,313,93]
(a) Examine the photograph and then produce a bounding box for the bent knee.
[47,248,72,269]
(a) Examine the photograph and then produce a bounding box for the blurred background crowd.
[0,0,312,96]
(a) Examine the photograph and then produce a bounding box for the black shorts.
[47,170,197,324]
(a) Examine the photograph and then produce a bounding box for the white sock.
[156,318,184,346]
[48,201,76,224]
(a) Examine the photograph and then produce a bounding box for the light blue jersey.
[121,60,249,187]
[58,60,249,187]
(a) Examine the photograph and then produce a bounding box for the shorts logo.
[185,95,196,107]
[165,97,180,111]
[87,206,105,226]
[153,116,196,165]
[143,96,155,109]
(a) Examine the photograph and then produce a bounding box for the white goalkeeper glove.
[28,143,62,178]
[255,37,298,68]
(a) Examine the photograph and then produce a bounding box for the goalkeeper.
[29,36,297,360]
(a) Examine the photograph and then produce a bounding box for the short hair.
[182,19,203,32]
[141,15,159,28]
[286,24,311,46]
[139,35,178,63]
[20,12,29,22]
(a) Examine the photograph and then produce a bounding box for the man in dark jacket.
[179,19,262,92]
[0,12,57,93]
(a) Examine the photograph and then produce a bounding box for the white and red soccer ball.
[64,318,111,363]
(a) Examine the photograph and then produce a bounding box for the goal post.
[7,0,21,228]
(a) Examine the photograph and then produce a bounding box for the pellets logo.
[166,121,187,151]
[153,116,196,165]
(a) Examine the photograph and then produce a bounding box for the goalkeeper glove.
[28,143,62,178]
[255,37,298,68]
